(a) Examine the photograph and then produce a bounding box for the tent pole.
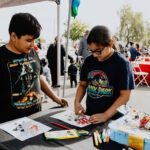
[55,0,60,5]
[62,0,72,97]
[56,0,61,96]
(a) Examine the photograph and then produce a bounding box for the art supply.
[96,130,102,144]
[105,129,110,143]
[102,129,106,142]
[93,132,99,147]
[51,110,90,128]
[109,115,150,150]
[44,129,79,140]
[78,130,90,136]
[51,122,71,130]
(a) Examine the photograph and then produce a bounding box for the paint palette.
[51,110,91,127]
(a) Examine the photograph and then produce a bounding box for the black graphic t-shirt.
[80,52,134,115]
[0,45,42,123]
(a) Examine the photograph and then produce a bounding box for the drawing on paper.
[51,110,91,127]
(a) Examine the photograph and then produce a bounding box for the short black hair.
[9,12,42,38]
[70,59,74,64]
[87,25,111,46]
[130,42,134,46]
[136,43,139,49]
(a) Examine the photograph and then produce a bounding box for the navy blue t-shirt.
[130,47,141,61]
[80,52,134,115]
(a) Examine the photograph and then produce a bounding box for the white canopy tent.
[0,0,55,8]
[0,0,63,96]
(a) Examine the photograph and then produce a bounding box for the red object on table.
[144,58,150,62]
[51,122,71,130]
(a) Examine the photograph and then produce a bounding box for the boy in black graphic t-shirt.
[74,25,134,124]
[0,13,68,123]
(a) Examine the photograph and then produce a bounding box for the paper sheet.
[0,117,51,141]
[50,110,91,128]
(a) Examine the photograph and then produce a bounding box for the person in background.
[40,58,51,99]
[74,43,79,63]
[0,13,68,123]
[129,42,141,61]
[47,36,73,88]
[68,59,78,88]
[124,47,131,60]
[40,58,51,85]
[37,38,42,50]
[74,25,134,124]
[112,36,123,52]
[135,43,141,53]
[142,46,149,57]
[78,30,91,61]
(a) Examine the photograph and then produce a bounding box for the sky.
[0,0,150,43]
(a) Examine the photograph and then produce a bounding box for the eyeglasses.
[89,47,105,55]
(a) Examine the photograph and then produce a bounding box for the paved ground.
[42,76,150,114]
[128,86,150,113]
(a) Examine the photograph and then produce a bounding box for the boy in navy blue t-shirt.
[74,25,134,124]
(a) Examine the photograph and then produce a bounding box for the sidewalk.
[128,86,150,114]
[42,77,150,114]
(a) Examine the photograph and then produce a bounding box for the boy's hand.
[74,103,85,116]
[60,98,69,107]
[89,113,108,124]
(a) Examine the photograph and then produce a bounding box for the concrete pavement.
[128,86,150,114]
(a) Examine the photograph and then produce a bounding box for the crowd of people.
[120,41,150,61]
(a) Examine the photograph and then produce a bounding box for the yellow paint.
[128,134,144,150]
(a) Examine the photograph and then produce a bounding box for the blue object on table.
[110,129,150,150]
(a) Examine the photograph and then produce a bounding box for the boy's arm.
[40,75,68,107]
[89,90,131,124]
[74,81,87,115]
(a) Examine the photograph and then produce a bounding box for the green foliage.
[142,21,150,46]
[63,20,89,42]
[118,4,144,45]
[35,37,46,43]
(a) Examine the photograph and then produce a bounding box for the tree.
[63,20,89,42]
[142,21,150,46]
[117,5,144,46]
